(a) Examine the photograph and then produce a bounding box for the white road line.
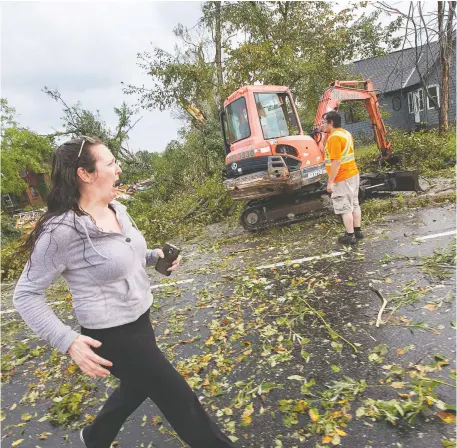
[256,251,345,270]
[416,230,456,241]
[151,278,195,290]
[7,230,452,314]
[1,282,196,316]
[1,300,64,316]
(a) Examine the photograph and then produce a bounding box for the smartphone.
[155,243,181,276]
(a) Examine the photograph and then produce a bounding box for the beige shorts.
[331,174,360,215]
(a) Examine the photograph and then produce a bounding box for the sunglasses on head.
[77,136,97,159]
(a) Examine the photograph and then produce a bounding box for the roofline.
[349,39,442,65]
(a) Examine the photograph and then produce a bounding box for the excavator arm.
[313,80,392,159]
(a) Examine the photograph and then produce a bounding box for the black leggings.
[81,310,235,448]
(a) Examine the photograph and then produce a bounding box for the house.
[341,38,456,139]
[1,169,49,213]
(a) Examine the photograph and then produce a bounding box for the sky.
[1,1,436,153]
[1,1,203,153]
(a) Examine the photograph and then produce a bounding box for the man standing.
[323,111,363,244]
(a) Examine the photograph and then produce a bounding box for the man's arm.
[328,157,342,182]
[326,136,343,193]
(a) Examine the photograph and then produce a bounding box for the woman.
[13,137,236,448]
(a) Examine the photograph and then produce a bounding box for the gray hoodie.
[13,200,160,354]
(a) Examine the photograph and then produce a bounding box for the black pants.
[80,310,235,448]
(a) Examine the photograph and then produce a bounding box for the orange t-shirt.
[325,128,359,183]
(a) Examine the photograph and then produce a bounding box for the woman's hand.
[156,249,182,272]
[68,335,113,378]
[168,254,182,272]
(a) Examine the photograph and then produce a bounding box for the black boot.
[354,230,364,240]
[338,232,357,245]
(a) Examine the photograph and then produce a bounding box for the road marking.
[1,300,64,316]
[256,251,345,270]
[416,230,456,241]
[151,278,194,289]
[1,281,196,316]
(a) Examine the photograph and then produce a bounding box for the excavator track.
[240,203,320,231]
[239,170,421,232]
[240,183,329,231]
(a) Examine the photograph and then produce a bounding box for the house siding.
[342,90,417,139]
[343,42,456,139]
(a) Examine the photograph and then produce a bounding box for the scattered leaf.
[322,435,333,444]
[335,428,347,436]
[391,382,406,389]
[436,412,456,424]
[309,408,320,422]
[424,304,438,311]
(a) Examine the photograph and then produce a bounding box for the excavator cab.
[220,86,326,202]
[221,88,303,153]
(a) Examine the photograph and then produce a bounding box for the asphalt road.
[1,203,455,448]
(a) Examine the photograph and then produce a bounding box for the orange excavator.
[220,80,420,231]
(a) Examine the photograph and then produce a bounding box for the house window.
[392,96,401,111]
[426,85,440,109]
[408,89,424,113]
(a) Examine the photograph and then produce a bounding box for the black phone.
[155,243,181,276]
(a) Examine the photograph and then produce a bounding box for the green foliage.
[358,128,456,177]
[48,382,85,426]
[126,174,235,246]
[1,238,28,281]
[0,212,21,244]
[421,244,456,281]
[122,117,225,202]
[43,89,148,182]
[125,1,402,131]
[222,2,401,129]
[1,100,54,196]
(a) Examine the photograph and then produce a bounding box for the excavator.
[220,80,420,231]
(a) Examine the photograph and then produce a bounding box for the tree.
[438,1,456,132]
[1,99,54,196]
[375,1,456,132]
[122,28,219,123]
[124,1,402,130]
[219,1,402,128]
[43,88,149,181]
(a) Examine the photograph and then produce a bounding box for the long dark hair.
[23,137,102,257]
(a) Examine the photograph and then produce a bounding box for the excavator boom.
[314,80,392,159]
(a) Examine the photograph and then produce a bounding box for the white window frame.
[408,89,424,114]
[426,84,440,110]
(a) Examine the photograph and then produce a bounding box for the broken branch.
[370,285,388,327]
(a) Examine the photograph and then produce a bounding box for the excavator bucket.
[390,170,421,192]
[360,170,421,198]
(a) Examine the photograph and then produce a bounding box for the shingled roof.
[348,40,441,94]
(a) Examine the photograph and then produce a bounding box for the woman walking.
[13,136,236,448]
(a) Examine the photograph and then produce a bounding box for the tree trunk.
[438,1,455,133]
[214,1,224,111]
